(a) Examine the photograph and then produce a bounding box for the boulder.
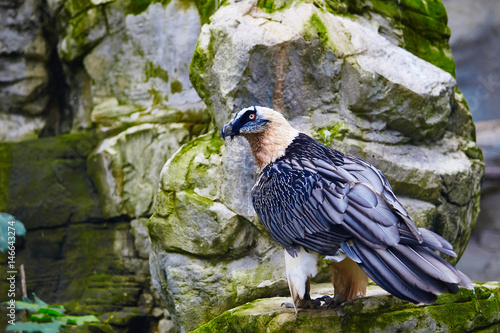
[59,0,209,131]
[149,0,483,331]
[149,133,289,331]
[87,123,195,219]
[0,132,102,229]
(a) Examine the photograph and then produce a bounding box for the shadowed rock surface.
[0,0,215,331]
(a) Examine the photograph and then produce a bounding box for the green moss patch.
[65,0,96,17]
[256,0,299,13]
[193,0,225,24]
[170,79,183,94]
[144,61,169,82]
[316,123,348,146]
[126,0,222,23]
[0,143,12,212]
[324,0,455,76]
[125,0,170,15]
[1,132,102,229]
[309,14,329,41]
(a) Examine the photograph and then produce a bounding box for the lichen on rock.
[87,123,199,218]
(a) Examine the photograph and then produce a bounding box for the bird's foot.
[281,298,322,309]
[281,302,295,308]
[311,295,341,308]
[298,298,321,309]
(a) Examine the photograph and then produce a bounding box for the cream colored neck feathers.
[242,111,300,170]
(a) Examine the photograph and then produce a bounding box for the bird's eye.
[249,114,256,120]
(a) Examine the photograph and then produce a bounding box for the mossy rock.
[60,6,107,61]
[79,0,210,124]
[87,123,196,219]
[0,219,155,332]
[189,0,483,260]
[0,132,102,229]
[193,282,500,332]
[149,133,292,331]
[329,0,455,76]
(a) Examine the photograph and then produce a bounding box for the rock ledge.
[193,282,500,332]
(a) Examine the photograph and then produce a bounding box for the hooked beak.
[221,122,238,140]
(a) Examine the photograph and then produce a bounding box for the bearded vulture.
[221,106,472,311]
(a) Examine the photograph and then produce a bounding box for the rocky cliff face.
[0,0,487,332]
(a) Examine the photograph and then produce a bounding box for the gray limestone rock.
[80,0,207,130]
[0,0,51,141]
[149,133,288,332]
[87,123,192,219]
[189,0,483,257]
[148,0,483,331]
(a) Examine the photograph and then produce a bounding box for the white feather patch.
[284,248,318,300]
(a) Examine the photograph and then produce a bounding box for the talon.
[281,302,295,308]
[312,295,339,308]
[326,298,341,309]
[297,298,320,309]
[316,295,333,303]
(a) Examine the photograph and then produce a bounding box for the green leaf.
[27,313,53,323]
[32,293,49,308]
[6,321,63,333]
[0,213,26,253]
[38,307,64,317]
[62,315,100,326]
[13,300,42,313]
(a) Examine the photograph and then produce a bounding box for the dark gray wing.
[252,155,413,256]
[341,155,423,243]
[251,133,468,304]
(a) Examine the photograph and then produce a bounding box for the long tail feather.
[349,239,472,304]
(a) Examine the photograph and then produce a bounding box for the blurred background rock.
[443,0,500,282]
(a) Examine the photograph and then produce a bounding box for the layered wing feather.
[252,134,414,255]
